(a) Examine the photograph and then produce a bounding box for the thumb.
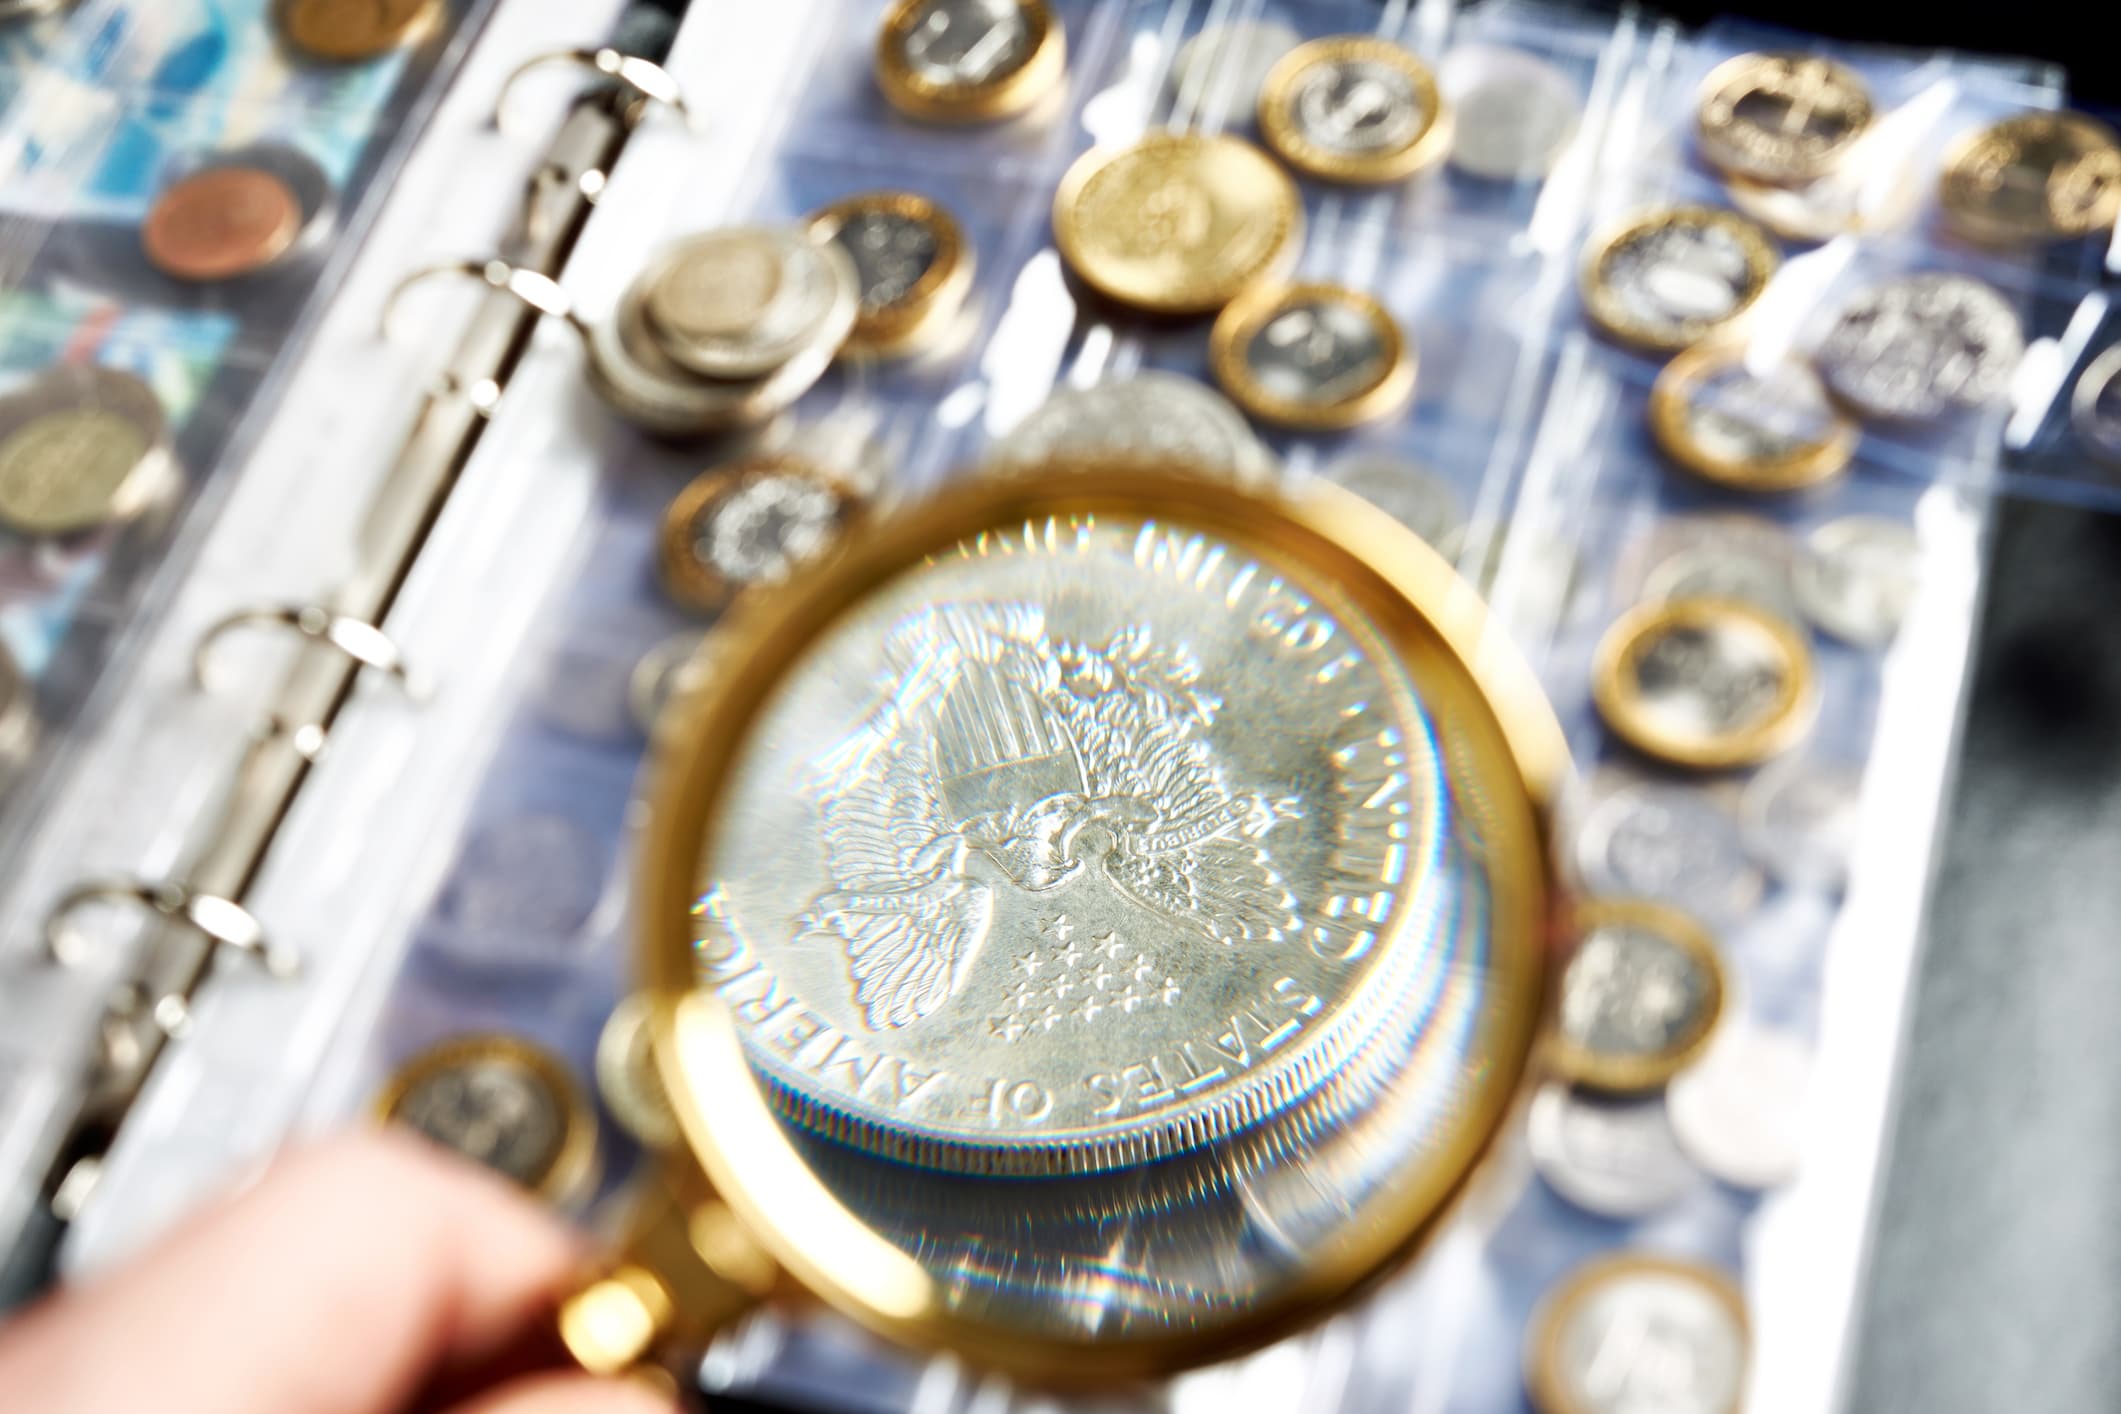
[444,1371,679,1414]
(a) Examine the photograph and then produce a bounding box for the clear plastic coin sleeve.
[4,2,2120,1412]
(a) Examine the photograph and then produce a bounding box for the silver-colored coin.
[1630,613,1796,742]
[1793,514,1920,648]
[1528,1083,1695,1219]
[1602,222,1762,344]
[1440,44,1579,181]
[1574,782,1763,925]
[1245,296,1392,406]
[391,1055,569,1188]
[1169,19,1301,130]
[629,632,712,737]
[991,372,1274,484]
[587,286,840,438]
[695,472,847,587]
[1290,57,1428,156]
[1815,273,2024,422]
[2069,342,2121,465]
[1320,452,1464,548]
[642,230,858,381]
[1740,755,1860,889]
[892,0,1034,89]
[1641,536,1801,631]
[829,209,941,313]
[696,517,1450,1172]
[1560,921,1719,1065]
[1541,1261,1748,1413]
[441,815,601,939]
[1667,1022,1811,1190]
[1678,357,1846,469]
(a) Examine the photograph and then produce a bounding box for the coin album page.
[5,2,2118,1412]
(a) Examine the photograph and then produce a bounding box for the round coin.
[440,815,603,941]
[1639,520,1802,633]
[277,0,438,63]
[1209,282,1414,429]
[1724,149,1921,243]
[1941,110,2121,246]
[1318,451,1463,547]
[1695,52,1873,186]
[1793,513,1920,648]
[1594,597,1817,770]
[1573,780,1763,926]
[875,0,1064,124]
[596,994,682,1148]
[1650,342,1857,492]
[806,191,973,358]
[640,229,858,381]
[988,372,1275,483]
[1667,1021,1811,1190]
[1053,131,1301,316]
[1549,898,1726,1093]
[1814,272,2024,422]
[1581,206,1780,352]
[0,365,169,537]
[1440,44,1580,183]
[1168,19,1301,132]
[1527,1252,1748,1414]
[2069,342,2121,465]
[142,167,301,282]
[1258,35,1451,184]
[1527,1083,1696,1220]
[377,1034,597,1203]
[658,455,864,615]
[588,285,839,438]
[1739,755,1861,890]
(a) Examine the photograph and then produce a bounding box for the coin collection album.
[2,1,2118,1412]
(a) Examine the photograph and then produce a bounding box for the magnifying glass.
[562,460,1568,1385]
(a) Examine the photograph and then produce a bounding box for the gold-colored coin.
[1695,51,1873,186]
[658,455,865,615]
[874,0,1065,124]
[1257,35,1451,184]
[1526,1251,1749,1414]
[1940,109,2121,245]
[0,365,168,537]
[1209,282,1413,429]
[1593,596,1816,770]
[1547,898,1726,1093]
[806,191,974,358]
[1053,131,1302,316]
[595,995,682,1148]
[277,0,439,63]
[376,1034,598,1205]
[1580,206,1779,353]
[1649,342,1857,492]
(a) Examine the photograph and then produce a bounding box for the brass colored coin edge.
[873,0,1066,124]
[375,1032,599,1205]
[1591,594,1818,770]
[1257,35,1452,185]
[277,0,441,63]
[805,190,975,353]
[1525,1248,1751,1414]
[1544,896,1728,1093]
[657,454,867,615]
[1649,342,1858,492]
[1694,51,1875,185]
[1579,205,1782,353]
[1938,109,2121,246]
[1209,281,1416,430]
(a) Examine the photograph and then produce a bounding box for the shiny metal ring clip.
[44,878,293,981]
[379,257,584,344]
[494,48,694,138]
[193,604,427,762]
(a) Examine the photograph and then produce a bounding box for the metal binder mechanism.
[43,883,290,1033]
[495,48,693,139]
[192,605,427,763]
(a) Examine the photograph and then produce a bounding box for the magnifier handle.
[559,1159,780,1375]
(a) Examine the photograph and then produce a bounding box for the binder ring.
[193,605,428,760]
[380,258,584,344]
[44,879,295,981]
[493,48,693,138]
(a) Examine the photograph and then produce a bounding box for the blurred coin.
[1814,273,2023,422]
[378,1034,597,1203]
[1649,343,1856,493]
[641,229,858,380]
[1574,781,1762,925]
[806,191,972,358]
[142,167,301,282]
[2069,343,2121,465]
[1941,110,2121,245]
[659,455,864,614]
[1793,513,1919,648]
[1053,131,1301,315]
[1581,206,1779,352]
[1550,898,1726,1093]
[1441,44,1579,182]
[629,631,712,738]
[0,365,170,537]
[595,995,681,1148]
[1319,452,1463,547]
[1527,1083,1695,1220]
[1724,144,1921,243]
[587,286,838,438]
[278,0,438,62]
[1695,52,1872,185]
[1594,598,1816,770]
[1639,518,1802,632]
[1210,282,1414,430]
[990,372,1274,483]
[1667,1022,1811,1190]
[1169,19,1300,131]
[441,814,603,939]
[1740,755,1861,889]
[1259,35,1450,185]
[1527,1252,1748,1414]
[875,0,1064,123]
[186,142,338,261]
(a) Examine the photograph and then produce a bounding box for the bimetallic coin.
[1793,514,1919,648]
[1573,781,1763,926]
[1258,36,1450,185]
[1667,1022,1811,1190]
[1209,282,1414,430]
[1815,273,2024,423]
[988,372,1274,484]
[1941,110,2121,246]
[2069,343,2121,466]
[1594,598,1816,770]
[1550,898,1726,1093]
[1168,19,1301,132]
[1740,755,1860,889]
[1695,52,1873,186]
[659,456,863,615]
[142,167,301,282]
[596,995,682,1148]
[1527,1083,1695,1220]
[640,229,858,381]
[277,0,438,62]
[377,1035,597,1203]
[1581,207,1779,352]
[629,632,713,738]
[1527,1252,1749,1414]
[0,365,170,537]
[1318,452,1463,548]
[1053,132,1301,316]
[875,0,1064,124]
[806,191,972,358]
[1650,343,1857,493]
[1440,44,1580,183]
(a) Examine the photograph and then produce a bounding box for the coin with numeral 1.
[874,0,1065,123]
[1258,35,1452,184]
[659,456,866,616]
[1695,51,1873,186]
[806,191,973,359]
[1210,282,1414,430]
[1580,206,1780,352]
[1526,1252,1748,1414]
[1548,898,1726,1093]
[1650,342,1857,493]
[1941,110,2121,246]
[1815,273,2024,423]
[377,1035,598,1204]
[1595,597,1816,771]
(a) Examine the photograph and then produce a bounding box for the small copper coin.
[143,168,302,282]
[279,0,439,63]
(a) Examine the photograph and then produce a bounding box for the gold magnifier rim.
[636,459,1569,1381]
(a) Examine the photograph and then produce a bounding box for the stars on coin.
[984,926,1182,1042]
[1014,949,1044,977]
[1041,913,1076,942]
[1092,930,1126,959]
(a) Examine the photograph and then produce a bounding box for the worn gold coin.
[1695,51,1873,186]
[1053,131,1301,316]
[1258,35,1450,184]
[806,190,973,358]
[277,0,439,63]
[0,408,153,536]
[595,995,682,1148]
[874,0,1065,124]
[377,1034,598,1204]
[1941,110,2121,245]
[1594,596,1816,770]
[1527,1251,1749,1414]
[143,167,301,282]
[1650,342,1857,492]
[1547,898,1727,1093]
[1210,282,1413,429]
[658,455,865,615]
[1580,206,1779,352]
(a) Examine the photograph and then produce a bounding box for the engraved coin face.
[833,210,939,311]
[1292,59,1423,155]
[1260,37,1447,184]
[660,459,860,614]
[1530,1254,1748,1414]
[0,408,151,537]
[1793,514,1919,648]
[1211,283,1413,429]
[990,371,1273,482]
[1554,902,1724,1092]
[1740,756,1859,889]
[876,0,1059,122]
[1574,781,1761,926]
[2069,343,2121,465]
[1650,344,1855,492]
[143,167,301,282]
[807,192,970,357]
[895,0,1032,88]
[278,0,438,62]
[1815,273,2024,422]
[1528,1083,1695,1220]
[1696,52,1873,185]
[1583,208,1778,352]
[1321,452,1463,548]
[1168,19,1300,130]
[1595,599,1815,770]
[381,1037,589,1198]
[1941,110,2121,245]
[1441,45,1579,182]
[1666,1023,1810,1191]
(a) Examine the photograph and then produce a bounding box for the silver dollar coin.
[2069,342,2121,465]
[1574,782,1763,925]
[893,0,1034,89]
[1667,1022,1811,1190]
[1740,755,1860,889]
[1291,57,1427,156]
[1169,19,1301,131]
[1560,921,1719,1069]
[1793,514,1920,647]
[1815,272,2025,421]
[1320,452,1464,548]
[1540,1260,1748,1414]
[991,372,1274,483]
[695,517,1453,1172]
[1440,44,1579,181]
[1528,1083,1696,1220]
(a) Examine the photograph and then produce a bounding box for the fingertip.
[442,1369,680,1414]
